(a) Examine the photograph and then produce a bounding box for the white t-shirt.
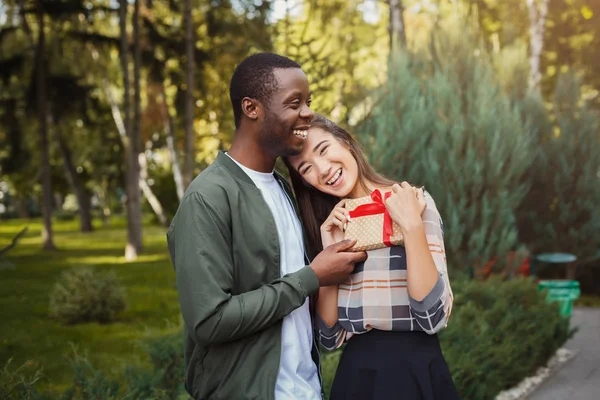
[228,155,321,400]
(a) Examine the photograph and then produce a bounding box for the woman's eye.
[319,146,328,155]
[302,166,311,175]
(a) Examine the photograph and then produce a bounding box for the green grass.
[0,217,181,394]
[574,294,600,308]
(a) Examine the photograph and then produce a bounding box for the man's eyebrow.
[283,90,302,101]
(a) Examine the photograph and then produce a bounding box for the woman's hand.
[320,199,349,248]
[385,182,426,234]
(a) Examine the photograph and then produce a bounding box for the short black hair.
[229,52,302,128]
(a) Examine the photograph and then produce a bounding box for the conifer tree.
[517,73,600,274]
[359,34,535,277]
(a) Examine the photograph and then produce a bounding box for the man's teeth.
[293,129,307,138]
[327,169,342,185]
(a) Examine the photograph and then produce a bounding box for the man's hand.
[311,239,368,286]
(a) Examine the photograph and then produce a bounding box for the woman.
[285,114,458,399]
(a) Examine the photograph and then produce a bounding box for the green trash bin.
[538,280,581,317]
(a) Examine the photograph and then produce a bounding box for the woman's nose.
[316,160,331,181]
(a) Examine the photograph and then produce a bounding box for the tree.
[516,73,600,275]
[388,0,407,51]
[122,0,143,259]
[183,0,195,189]
[525,0,550,92]
[359,29,535,277]
[274,0,388,124]
[35,0,55,250]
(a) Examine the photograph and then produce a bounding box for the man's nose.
[300,103,313,121]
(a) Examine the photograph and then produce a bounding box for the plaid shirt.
[316,193,453,350]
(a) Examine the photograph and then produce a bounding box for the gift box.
[343,189,404,252]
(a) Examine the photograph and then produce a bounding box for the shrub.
[49,268,127,324]
[62,350,121,400]
[0,359,52,400]
[126,331,186,398]
[319,277,573,400]
[439,277,573,399]
[359,32,535,277]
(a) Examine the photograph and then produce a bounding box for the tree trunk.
[389,0,407,53]
[160,84,184,201]
[55,128,93,232]
[103,79,170,230]
[183,0,196,189]
[139,154,169,226]
[122,0,143,260]
[15,196,30,219]
[36,6,55,250]
[526,0,550,92]
[119,0,131,136]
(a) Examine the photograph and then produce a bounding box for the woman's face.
[287,127,361,198]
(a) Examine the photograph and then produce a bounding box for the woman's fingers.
[335,199,348,208]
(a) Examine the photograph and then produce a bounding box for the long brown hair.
[284,114,396,258]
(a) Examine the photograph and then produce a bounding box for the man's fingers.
[333,239,357,252]
[350,251,368,263]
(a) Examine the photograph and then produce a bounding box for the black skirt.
[330,329,459,400]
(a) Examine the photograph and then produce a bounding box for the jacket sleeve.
[167,191,320,346]
[408,192,454,334]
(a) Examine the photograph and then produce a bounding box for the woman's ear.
[241,97,261,121]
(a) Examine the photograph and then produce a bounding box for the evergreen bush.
[49,268,127,324]
[358,33,535,276]
[516,73,600,265]
[439,277,573,399]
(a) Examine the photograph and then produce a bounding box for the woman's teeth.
[293,129,307,139]
[327,169,342,185]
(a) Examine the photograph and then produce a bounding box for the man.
[167,52,367,400]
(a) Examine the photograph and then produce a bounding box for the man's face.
[259,68,313,158]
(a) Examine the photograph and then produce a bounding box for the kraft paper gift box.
[343,189,404,252]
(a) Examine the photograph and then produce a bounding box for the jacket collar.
[216,150,258,187]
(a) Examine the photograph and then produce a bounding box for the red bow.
[348,189,394,247]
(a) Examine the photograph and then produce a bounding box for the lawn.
[0,217,181,394]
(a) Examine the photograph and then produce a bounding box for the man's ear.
[241,97,262,121]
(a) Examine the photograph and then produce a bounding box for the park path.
[528,307,600,400]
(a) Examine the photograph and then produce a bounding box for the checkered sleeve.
[315,312,346,351]
[408,192,453,335]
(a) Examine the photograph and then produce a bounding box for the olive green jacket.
[167,151,322,400]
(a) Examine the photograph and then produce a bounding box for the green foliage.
[320,350,342,400]
[49,267,127,325]
[140,331,185,394]
[360,32,535,276]
[61,349,121,400]
[439,277,573,399]
[0,359,52,400]
[517,73,600,262]
[274,0,388,125]
[320,277,573,400]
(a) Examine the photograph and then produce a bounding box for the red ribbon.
[348,189,394,247]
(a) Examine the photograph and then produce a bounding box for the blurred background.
[0,0,599,399]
